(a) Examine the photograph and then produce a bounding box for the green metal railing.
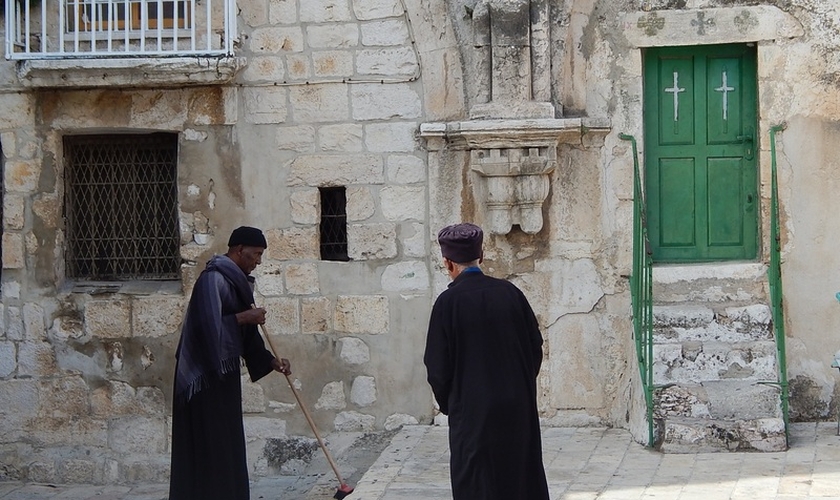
[619,133,655,447]
[766,123,790,446]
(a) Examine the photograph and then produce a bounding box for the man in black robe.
[169,226,291,500]
[424,223,550,500]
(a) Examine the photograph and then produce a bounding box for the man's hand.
[236,307,266,325]
[272,357,292,375]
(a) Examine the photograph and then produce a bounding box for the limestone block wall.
[0,0,459,483]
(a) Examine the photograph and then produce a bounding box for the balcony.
[4,0,240,87]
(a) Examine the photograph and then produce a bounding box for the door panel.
[644,44,757,262]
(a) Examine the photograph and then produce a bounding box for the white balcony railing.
[5,0,235,59]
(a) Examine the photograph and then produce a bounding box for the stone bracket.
[421,117,609,235]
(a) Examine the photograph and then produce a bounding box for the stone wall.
[1,0,840,484]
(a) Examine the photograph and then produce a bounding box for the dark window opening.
[319,187,349,261]
[64,133,180,281]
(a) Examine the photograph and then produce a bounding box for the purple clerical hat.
[437,223,483,263]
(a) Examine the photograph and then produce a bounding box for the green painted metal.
[643,44,758,262]
[619,133,655,448]
[767,122,790,446]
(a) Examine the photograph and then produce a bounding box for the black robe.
[169,255,275,500]
[424,269,549,500]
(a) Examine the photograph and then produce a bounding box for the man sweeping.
[169,226,291,500]
[424,223,550,500]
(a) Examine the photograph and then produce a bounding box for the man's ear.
[443,257,455,272]
[478,252,484,265]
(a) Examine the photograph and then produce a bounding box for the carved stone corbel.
[470,146,555,234]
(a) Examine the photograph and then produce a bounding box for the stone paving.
[2,422,840,499]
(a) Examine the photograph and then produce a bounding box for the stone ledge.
[16,56,243,89]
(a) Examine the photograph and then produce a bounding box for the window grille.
[319,187,349,261]
[64,133,180,281]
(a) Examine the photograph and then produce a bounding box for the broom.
[255,317,355,499]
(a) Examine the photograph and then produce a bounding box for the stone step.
[653,304,772,343]
[653,263,767,304]
[653,340,778,384]
[658,416,786,453]
[654,381,782,420]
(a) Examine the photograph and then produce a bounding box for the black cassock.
[169,256,275,500]
[424,269,549,500]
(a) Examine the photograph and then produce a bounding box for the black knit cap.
[228,226,267,248]
[438,223,483,264]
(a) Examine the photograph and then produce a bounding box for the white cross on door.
[664,72,685,122]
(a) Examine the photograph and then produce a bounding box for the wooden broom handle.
[255,320,347,485]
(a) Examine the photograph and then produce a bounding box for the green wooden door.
[644,44,757,262]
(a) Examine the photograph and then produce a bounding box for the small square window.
[319,187,349,262]
[64,133,180,281]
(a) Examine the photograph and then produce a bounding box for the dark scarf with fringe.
[174,254,256,403]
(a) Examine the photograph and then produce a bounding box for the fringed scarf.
[174,255,257,403]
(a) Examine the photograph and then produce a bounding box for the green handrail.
[768,122,790,446]
[619,133,655,447]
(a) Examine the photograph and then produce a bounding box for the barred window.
[64,133,180,281]
[319,187,349,261]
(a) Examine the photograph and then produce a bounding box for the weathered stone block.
[352,0,402,20]
[2,233,25,269]
[269,0,296,24]
[365,122,417,152]
[256,262,285,297]
[58,459,96,483]
[4,160,39,193]
[338,337,369,365]
[356,47,418,77]
[315,381,346,410]
[346,187,375,222]
[400,222,427,258]
[265,227,320,260]
[6,306,23,340]
[290,84,350,122]
[387,155,426,184]
[301,0,351,21]
[244,86,288,124]
[301,297,331,334]
[285,263,319,295]
[333,411,375,431]
[0,340,15,377]
[243,416,287,441]
[384,413,418,430]
[380,186,425,221]
[381,261,429,292]
[85,299,132,339]
[27,462,56,483]
[290,189,320,225]
[319,124,363,152]
[334,295,389,334]
[350,376,376,407]
[3,194,24,230]
[347,223,397,260]
[361,19,409,46]
[351,84,421,120]
[307,24,359,48]
[250,27,304,53]
[132,296,183,338]
[17,341,57,377]
[547,314,605,409]
[242,375,267,413]
[287,54,312,80]
[32,192,59,229]
[241,56,287,82]
[22,303,45,340]
[108,416,167,453]
[288,154,384,186]
[50,316,85,341]
[313,51,355,78]
[0,379,38,443]
[277,125,317,152]
[91,381,165,417]
[239,0,267,27]
[262,296,299,335]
